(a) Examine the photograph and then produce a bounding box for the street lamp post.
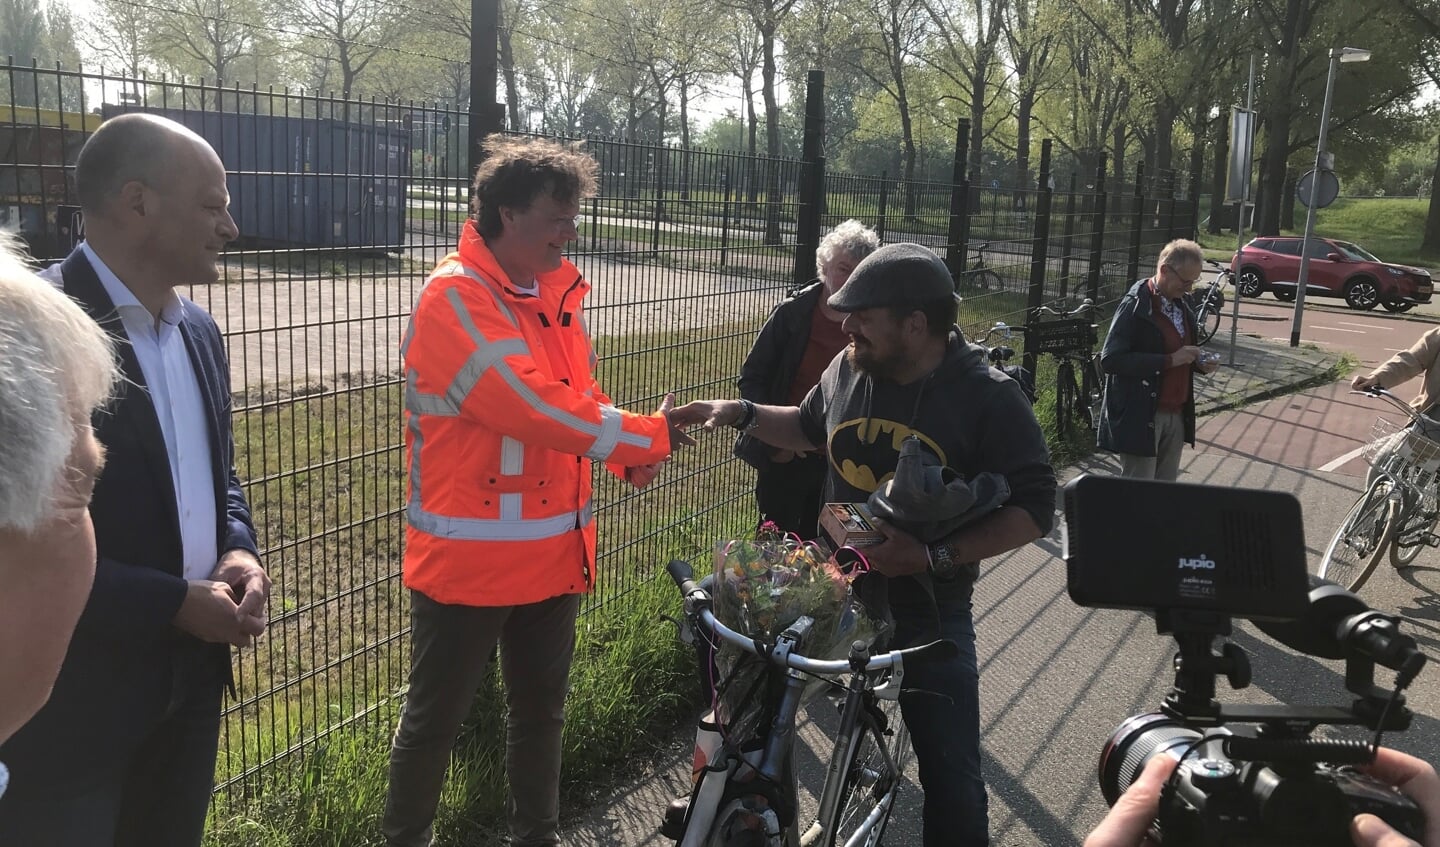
[1289,46,1371,347]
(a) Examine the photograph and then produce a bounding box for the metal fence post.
[651,143,666,253]
[1059,172,1077,300]
[792,69,825,290]
[1188,145,1204,240]
[876,171,889,242]
[946,118,971,285]
[468,0,501,192]
[1022,139,1053,382]
[1164,169,1179,242]
[1128,162,1145,284]
[1087,154,1109,304]
[720,164,732,266]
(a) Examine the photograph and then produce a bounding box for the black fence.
[1,61,1194,809]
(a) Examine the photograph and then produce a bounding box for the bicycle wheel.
[1319,478,1400,592]
[1391,488,1438,567]
[1077,356,1101,430]
[1055,361,1075,437]
[820,694,909,847]
[1196,299,1221,345]
[974,269,1002,291]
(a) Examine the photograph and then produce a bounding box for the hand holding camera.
[1066,475,1434,847]
[1092,747,1440,847]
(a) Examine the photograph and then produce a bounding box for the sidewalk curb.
[1195,354,1346,419]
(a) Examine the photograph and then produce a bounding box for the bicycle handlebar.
[1353,385,1439,428]
[1034,298,1095,319]
[978,322,1014,344]
[664,559,960,674]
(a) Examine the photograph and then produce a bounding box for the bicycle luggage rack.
[1025,318,1096,354]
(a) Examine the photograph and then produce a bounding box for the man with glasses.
[1096,239,1220,480]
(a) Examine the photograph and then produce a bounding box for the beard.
[846,339,903,381]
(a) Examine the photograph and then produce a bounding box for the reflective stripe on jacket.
[402,222,672,606]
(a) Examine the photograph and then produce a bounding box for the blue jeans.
[893,596,987,847]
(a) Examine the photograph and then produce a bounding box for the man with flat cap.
[673,242,1056,846]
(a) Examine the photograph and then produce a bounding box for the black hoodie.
[798,327,1056,609]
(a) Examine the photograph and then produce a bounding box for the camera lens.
[1098,713,1206,805]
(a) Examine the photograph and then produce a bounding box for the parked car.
[1230,236,1433,312]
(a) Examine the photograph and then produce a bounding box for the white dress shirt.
[83,242,220,581]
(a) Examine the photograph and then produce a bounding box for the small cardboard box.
[819,502,885,551]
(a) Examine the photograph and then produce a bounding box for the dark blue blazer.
[0,247,258,788]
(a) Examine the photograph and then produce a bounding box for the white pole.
[1289,50,1341,348]
[1228,53,1256,365]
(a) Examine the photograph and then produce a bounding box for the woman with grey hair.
[0,234,118,788]
[735,219,880,536]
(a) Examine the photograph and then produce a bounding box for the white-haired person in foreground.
[0,234,118,789]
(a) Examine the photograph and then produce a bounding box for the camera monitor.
[1063,474,1309,621]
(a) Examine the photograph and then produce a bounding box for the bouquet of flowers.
[708,525,883,741]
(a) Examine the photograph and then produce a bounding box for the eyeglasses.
[1166,265,1202,286]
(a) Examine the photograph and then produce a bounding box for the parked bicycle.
[1183,259,1231,346]
[958,242,1002,292]
[976,321,1036,404]
[1029,299,1102,437]
[661,559,955,847]
[1319,385,1440,592]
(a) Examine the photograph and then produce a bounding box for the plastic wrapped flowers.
[707,525,884,739]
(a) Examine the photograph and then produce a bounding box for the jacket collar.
[455,220,589,307]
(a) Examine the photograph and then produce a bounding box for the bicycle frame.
[665,560,954,847]
[1319,387,1440,590]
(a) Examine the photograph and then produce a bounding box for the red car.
[1230,236,1433,312]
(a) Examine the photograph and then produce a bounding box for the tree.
[284,0,404,96]
[921,0,1009,178]
[89,0,155,82]
[1002,0,1060,192]
[1,0,84,109]
[726,0,802,242]
[149,0,260,84]
[837,0,929,217]
[1250,0,1434,235]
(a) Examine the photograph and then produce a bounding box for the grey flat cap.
[827,242,956,312]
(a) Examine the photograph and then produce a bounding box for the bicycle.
[1183,259,1231,346]
[976,321,1036,404]
[1318,385,1440,592]
[1029,299,1102,437]
[661,559,955,847]
[958,242,1002,292]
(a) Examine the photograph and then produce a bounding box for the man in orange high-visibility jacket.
[383,136,691,847]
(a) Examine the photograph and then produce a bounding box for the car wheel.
[1237,267,1265,297]
[1344,278,1381,311]
[1273,290,1296,302]
[1381,301,1415,313]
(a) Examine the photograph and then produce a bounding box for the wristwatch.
[927,542,960,580]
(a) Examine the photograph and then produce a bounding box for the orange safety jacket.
[401,221,672,606]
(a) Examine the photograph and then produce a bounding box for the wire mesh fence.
[1,61,1195,808]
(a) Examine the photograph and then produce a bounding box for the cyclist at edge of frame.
[1096,239,1221,482]
[1351,324,1440,484]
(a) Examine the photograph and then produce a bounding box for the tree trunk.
[498,27,520,132]
[1208,116,1229,234]
[1423,134,1440,255]
[899,81,916,219]
[679,77,692,201]
[1015,86,1034,196]
[761,22,782,244]
[1281,169,1298,230]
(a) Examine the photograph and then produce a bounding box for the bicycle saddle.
[866,435,1010,544]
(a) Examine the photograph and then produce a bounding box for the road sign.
[1297,169,1340,209]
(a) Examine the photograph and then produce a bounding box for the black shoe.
[659,795,690,841]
